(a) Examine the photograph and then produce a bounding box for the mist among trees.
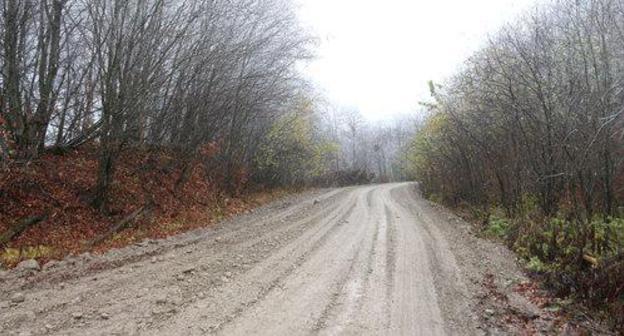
[0,0,316,207]
[407,0,623,318]
[0,0,623,328]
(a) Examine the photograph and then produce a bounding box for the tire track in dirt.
[382,186,447,335]
[16,190,351,329]
[383,202,397,329]
[314,187,382,334]
[152,187,369,335]
[209,187,375,335]
[1,189,353,335]
[1,183,549,336]
[390,186,476,335]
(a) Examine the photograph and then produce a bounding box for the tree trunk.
[0,214,48,246]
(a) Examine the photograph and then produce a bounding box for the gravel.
[15,260,39,273]
[0,184,586,335]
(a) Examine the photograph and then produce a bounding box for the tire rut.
[313,188,380,334]
[1,183,538,336]
[153,189,363,335]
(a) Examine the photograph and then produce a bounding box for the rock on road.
[0,183,548,335]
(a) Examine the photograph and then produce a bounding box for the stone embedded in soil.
[16,259,40,272]
[72,312,84,319]
[155,295,168,305]
[136,241,149,247]
[42,260,59,271]
[11,292,26,303]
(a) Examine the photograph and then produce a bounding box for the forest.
[407,0,623,324]
[0,0,622,330]
[0,0,414,260]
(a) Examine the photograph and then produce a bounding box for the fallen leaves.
[0,146,288,267]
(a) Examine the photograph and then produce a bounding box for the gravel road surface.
[1,183,557,335]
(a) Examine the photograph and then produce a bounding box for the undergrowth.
[0,147,292,268]
[479,206,624,329]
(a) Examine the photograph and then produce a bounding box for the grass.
[1,246,55,267]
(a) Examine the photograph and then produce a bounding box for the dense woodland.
[407,0,623,323]
[1,0,622,328]
[0,0,415,198]
[0,0,415,257]
[0,0,319,206]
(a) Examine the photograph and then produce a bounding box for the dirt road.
[1,183,554,335]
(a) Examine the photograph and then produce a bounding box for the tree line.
[408,0,623,314]
[0,0,314,209]
[413,0,623,220]
[311,107,417,185]
[251,100,419,188]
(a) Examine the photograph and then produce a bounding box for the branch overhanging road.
[1,183,553,335]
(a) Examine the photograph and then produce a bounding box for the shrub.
[527,256,548,273]
[1,246,54,267]
[485,214,510,239]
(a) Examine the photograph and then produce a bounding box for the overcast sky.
[297,0,538,121]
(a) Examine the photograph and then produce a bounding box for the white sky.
[297,0,538,121]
